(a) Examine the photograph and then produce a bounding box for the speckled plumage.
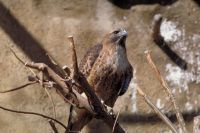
[68,28,133,131]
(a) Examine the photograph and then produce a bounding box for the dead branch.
[145,51,188,133]
[0,81,37,93]
[6,37,126,133]
[112,110,121,133]
[68,37,125,133]
[49,120,59,133]
[16,39,124,132]
[68,36,79,79]
[0,105,67,130]
[25,62,93,113]
[137,86,178,133]
[44,87,57,120]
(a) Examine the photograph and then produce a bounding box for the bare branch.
[9,37,126,133]
[9,47,42,79]
[137,86,178,133]
[25,62,93,113]
[49,120,58,133]
[67,37,125,133]
[112,110,121,133]
[0,81,37,93]
[145,51,188,133]
[45,87,57,120]
[9,47,25,65]
[68,36,79,79]
[0,105,67,130]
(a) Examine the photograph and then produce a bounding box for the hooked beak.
[118,28,128,38]
[116,28,128,45]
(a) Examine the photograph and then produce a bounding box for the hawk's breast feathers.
[67,29,133,131]
[79,28,133,107]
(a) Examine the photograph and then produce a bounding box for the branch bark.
[0,81,37,93]
[145,51,188,133]
[49,120,59,133]
[25,62,93,114]
[67,37,125,133]
[14,36,125,133]
[0,105,67,130]
[137,86,178,133]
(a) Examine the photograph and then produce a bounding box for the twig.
[0,105,67,130]
[67,38,102,112]
[46,53,58,65]
[25,62,93,113]
[67,37,125,133]
[44,87,57,121]
[9,37,125,133]
[8,47,25,65]
[112,110,121,133]
[9,46,41,79]
[137,86,178,133]
[0,81,37,93]
[49,120,58,133]
[68,36,79,79]
[145,51,188,133]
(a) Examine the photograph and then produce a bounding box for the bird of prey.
[68,28,133,131]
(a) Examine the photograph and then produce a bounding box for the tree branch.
[68,37,125,132]
[0,81,37,93]
[68,36,79,79]
[25,62,93,113]
[145,50,188,133]
[49,120,59,133]
[8,37,126,133]
[137,86,178,133]
[0,105,67,130]
[44,87,57,120]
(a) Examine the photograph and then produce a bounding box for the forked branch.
[4,37,125,133]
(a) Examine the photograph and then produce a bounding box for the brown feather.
[68,29,133,131]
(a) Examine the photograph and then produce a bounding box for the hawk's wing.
[118,65,133,96]
[68,44,102,130]
[75,44,102,93]
[79,43,102,78]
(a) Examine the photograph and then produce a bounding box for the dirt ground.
[0,0,199,133]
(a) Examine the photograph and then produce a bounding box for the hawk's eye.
[113,30,120,34]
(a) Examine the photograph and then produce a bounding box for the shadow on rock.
[0,1,64,76]
[108,0,177,9]
[193,0,200,6]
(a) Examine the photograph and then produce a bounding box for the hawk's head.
[102,28,128,48]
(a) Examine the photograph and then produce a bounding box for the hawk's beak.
[118,28,128,38]
[117,28,127,45]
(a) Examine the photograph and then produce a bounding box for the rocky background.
[0,0,199,132]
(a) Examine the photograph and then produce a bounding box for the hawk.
[68,28,133,131]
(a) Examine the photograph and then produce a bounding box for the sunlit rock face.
[0,0,199,133]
